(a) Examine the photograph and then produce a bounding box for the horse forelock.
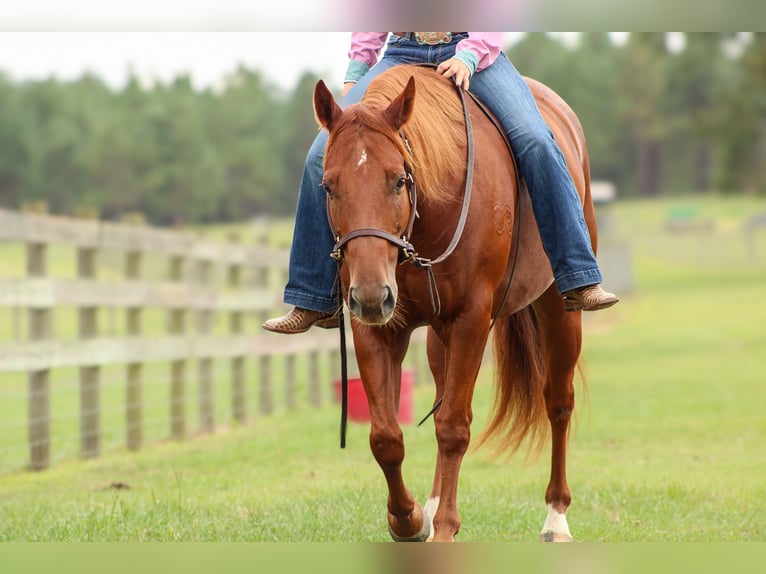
[332,104,408,162]
[333,67,466,205]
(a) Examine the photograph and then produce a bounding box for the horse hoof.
[388,506,432,542]
[539,531,573,542]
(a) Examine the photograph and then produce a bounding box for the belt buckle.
[415,32,452,45]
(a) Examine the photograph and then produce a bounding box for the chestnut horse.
[315,65,595,542]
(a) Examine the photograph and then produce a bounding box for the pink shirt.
[347,32,505,75]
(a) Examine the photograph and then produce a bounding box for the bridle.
[326,83,477,317]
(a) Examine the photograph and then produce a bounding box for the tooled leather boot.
[562,284,619,312]
[262,307,339,334]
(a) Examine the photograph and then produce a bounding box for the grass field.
[0,195,765,542]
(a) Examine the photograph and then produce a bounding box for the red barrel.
[334,369,414,424]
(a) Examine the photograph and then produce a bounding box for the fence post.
[168,255,187,440]
[308,350,321,408]
[125,249,143,451]
[330,348,341,405]
[228,234,247,425]
[196,258,215,434]
[27,240,51,471]
[230,344,246,424]
[308,352,322,407]
[285,355,296,411]
[252,222,270,297]
[78,245,100,459]
[259,355,273,415]
[253,230,274,416]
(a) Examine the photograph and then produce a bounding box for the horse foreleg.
[430,317,490,542]
[354,327,430,542]
[534,287,581,542]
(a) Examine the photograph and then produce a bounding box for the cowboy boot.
[562,284,619,312]
[262,307,339,334]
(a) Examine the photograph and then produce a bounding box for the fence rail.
[0,208,426,474]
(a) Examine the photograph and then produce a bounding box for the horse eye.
[322,182,333,196]
[395,177,407,192]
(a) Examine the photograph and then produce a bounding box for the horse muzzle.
[348,283,397,325]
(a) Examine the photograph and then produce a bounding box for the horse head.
[314,77,417,326]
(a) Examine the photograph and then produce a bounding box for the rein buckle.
[330,239,344,262]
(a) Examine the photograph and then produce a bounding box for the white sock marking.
[541,503,572,538]
[424,496,439,542]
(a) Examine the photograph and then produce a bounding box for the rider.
[263,32,618,334]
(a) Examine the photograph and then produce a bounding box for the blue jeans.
[283,33,602,313]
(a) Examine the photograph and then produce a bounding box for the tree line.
[511,32,766,199]
[0,33,763,226]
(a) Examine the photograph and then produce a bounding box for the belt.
[392,32,458,45]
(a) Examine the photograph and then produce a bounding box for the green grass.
[1,195,765,541]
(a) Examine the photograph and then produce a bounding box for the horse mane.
[345,66,467,204]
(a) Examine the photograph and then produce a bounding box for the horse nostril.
[382,285,396,313]
[348,286,360,310]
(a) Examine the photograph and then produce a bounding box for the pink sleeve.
[457,33,506,72]
[347,32,390,67]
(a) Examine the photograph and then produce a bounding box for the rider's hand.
[437,57,471,90]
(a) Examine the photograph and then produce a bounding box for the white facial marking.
[356,148,367,168]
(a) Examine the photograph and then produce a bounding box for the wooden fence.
[0,208,427,473]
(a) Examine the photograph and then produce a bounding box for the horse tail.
[475,306,549,459]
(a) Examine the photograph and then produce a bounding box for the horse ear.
[385,76,416,130]
[314,80,342,132]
